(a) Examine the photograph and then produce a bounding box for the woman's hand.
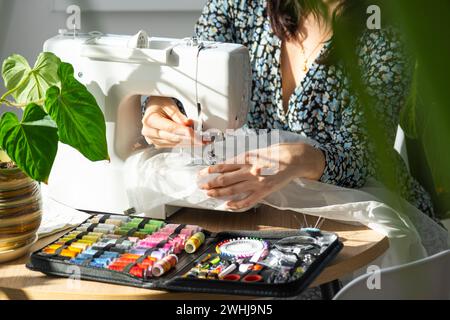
[199,143,325,210]
[142,96,196,148]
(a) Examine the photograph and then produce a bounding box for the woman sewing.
[141,0,434,218]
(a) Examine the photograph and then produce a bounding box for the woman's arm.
[319,27,412,188]
[317,93,370,188]
[359,28,412,146]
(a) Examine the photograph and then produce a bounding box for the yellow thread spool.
[184,232,205,254]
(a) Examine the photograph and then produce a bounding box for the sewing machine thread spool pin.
[127,30,150,49]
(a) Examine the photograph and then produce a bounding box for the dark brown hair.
[267,0,377,63]
[267,0,328,41]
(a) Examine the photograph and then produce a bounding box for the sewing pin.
[317,217,326,229]
[314,217,323,229]
[302,213,309,228]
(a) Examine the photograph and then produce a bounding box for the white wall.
[0,0,204,114]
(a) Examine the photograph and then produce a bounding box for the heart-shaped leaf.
[0,103,58,182]
[45,63,109,161]
[2,52,61,104]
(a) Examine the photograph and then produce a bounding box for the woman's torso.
[195,0,435,217]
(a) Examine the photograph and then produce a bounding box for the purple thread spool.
[150,249,165,260]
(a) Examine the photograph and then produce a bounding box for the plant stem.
[0,98,45,109]
[0,71,33,102]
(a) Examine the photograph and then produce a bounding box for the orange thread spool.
[152,254,178,277]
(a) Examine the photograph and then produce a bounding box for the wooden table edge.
[310,235,389,287]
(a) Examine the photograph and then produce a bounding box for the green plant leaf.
[45,62,109,161]
[0,103,58,182]
[1,52,61,104]
[400,61,420,139]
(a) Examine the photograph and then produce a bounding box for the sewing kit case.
[27,212,343,297]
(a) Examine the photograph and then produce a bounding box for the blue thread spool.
[70,258,86,265]
[102,251,119,258]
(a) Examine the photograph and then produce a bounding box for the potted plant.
[0,52,109,262]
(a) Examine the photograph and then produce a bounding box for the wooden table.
[0,206,389,300]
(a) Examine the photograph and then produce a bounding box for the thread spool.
[152,254,178,277]
[238,263,253,273]
[242,274,263,283]
[218,262,237,279]
[150,249,165,260]
[222,274,241,281]
[184,232,205,254]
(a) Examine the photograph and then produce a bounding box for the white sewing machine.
[42,30,251,218]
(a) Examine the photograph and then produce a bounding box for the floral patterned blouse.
[192,0,434,217]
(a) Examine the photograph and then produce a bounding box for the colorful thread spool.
[152,254,178,277]
[184,232,205,254]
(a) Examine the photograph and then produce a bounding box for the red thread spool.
[108,263,127,272]
[222,274,241,281]
[242,274,263,283]
[130,266,145,278]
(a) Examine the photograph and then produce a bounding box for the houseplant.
[0,52,109,262]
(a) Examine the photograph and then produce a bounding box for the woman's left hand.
[198,143,325,210]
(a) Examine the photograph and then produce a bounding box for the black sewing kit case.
[27,212,343,297]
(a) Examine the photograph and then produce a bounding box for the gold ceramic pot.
[0,166,41,262]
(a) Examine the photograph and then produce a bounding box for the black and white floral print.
[194,0,434,217]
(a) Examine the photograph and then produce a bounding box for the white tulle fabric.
[125,130,449,268]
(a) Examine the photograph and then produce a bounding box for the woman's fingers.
[199,163,244,176]
[147,97,190,125]
[142,98,195,146]
[226,191,265,210]
[142,127,182,143]
[200,167,254,189]
[146,112,194,137]
[206,181,254,198]
[142,106,196,147]
[163,104,192,126]
[146,138,180,149]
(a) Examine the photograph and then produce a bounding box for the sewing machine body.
[42,31,251,218]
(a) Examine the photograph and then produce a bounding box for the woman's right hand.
[142,96,196,148]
